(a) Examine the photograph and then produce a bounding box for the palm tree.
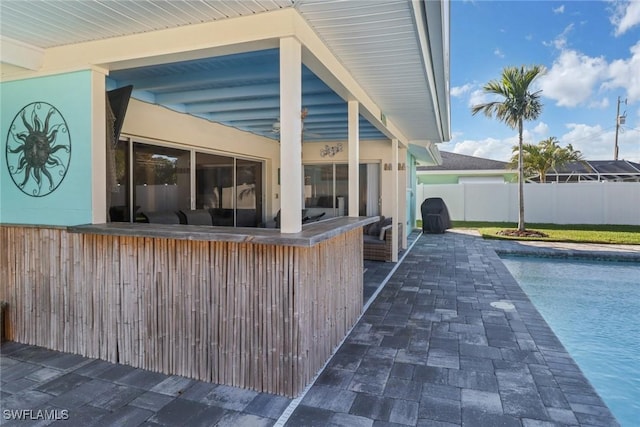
[508,137,583,183]
[472,65,544,232]
[550,142,583,182]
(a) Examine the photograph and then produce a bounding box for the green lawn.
[416,220,640,245]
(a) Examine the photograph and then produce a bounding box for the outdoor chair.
[270,209,326,228]
[363,217,403,262]
[140,211,181,224]
[178,209,213,225]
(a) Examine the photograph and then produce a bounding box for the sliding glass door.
[235,158,263,227]
[134,143,190,214]
[196,152,234,225]
[108,139,263,227]
[303,163,379,218]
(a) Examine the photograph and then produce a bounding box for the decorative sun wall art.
[5,102,72,197]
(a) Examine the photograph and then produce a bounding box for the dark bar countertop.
[68,216,379,247]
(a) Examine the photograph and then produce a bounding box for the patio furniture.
[236,209,258,227]
[178,209,213,225]
[363,217,402,262]
[210,208,234,226]
[421,197,451,234]
[270,209,326,228]
[140,211,181,224]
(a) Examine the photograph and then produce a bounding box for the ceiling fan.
[271,108,321,139]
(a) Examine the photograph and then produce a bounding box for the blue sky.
[442,0,640,163]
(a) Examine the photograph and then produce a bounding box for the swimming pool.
[501,256,639,427]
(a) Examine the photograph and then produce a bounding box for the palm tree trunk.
[518,119,525,231]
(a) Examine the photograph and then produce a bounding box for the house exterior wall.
[1,73,414,228]
[417,182,640,225]
[1,71,95,226]
[417,172,517,185]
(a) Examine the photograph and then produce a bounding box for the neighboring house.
[0,1,450,397]
[417,151,516,184]
[536,160,640,183]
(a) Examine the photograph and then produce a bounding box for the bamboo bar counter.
[0,217,377,397]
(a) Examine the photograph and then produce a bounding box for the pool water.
[501,256,639,427]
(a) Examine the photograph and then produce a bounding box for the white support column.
[279,37,303,233]
[348,100,359,217]
[391,139,399,262]
[400,147,408,249]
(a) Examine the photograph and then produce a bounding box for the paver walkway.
[283,231,621,426]
[1,231,622,426]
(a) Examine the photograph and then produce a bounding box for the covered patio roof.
[0,0,450,151]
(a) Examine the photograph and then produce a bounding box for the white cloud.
[442,129,539,162]
[604,41,640,103]
[494,48,505,58]
[443,123,640,163]
[468,89,494,108]
[539,23,640,107]
[533,122,549,135]
[450,131,465,140]
[553,5,565,14]
[538,49,608,107]
[543,23,574,50]
[588,97,610,109]
[451,83,474,97]
[561,123,640,161]
[440,137,514,162]
[610,0,640,36]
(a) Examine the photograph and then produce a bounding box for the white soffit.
[295,0,446,143]
[0,1,293,49]
[409,143,442,166]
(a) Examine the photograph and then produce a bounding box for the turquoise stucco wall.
[1,71,93,225]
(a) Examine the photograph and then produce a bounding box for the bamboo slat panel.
[0,225,363,397]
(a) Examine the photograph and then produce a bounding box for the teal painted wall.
[1,71,93,225]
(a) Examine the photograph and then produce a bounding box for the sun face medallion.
[5,102,71,197]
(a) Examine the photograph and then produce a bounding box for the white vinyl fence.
[417,182,640,225]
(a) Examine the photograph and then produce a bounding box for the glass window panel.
[109,140,265,227]
[304,164,335,215]
[196,153,263,227]
[236,159,263,227]
[335,164,348,217]
[196,152,234,226]
[133,143,190,217]
[196,153,233,209]
[303,163,379,218]
[361,163,380,216]
[108,139,130,222]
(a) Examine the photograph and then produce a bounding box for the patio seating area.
[363,218,403,262]
[0,230,621,426]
